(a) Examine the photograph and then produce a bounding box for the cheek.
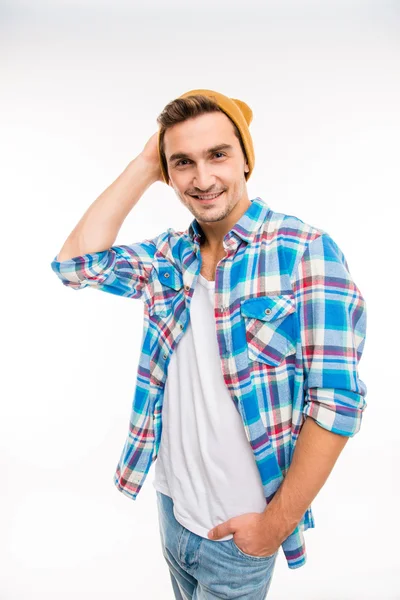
[172,175,188,191]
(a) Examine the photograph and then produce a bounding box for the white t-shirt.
[152,272,267,541]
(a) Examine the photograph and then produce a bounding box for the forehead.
[164,111,236,158]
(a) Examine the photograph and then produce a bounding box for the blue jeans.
[156,490,278,599]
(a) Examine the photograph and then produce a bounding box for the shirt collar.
[187,197,270,247]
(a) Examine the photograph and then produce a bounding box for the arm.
[264,232,368,537]
[261,417,349,538]
[208,418,352,552]
[51,133,163,298]
[56,134,162,262]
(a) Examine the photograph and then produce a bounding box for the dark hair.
[156,94,247,180]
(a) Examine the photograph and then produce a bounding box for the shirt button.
[184,285,190,291]
[179,323,184,329]
[163,272,170,279]
[265,308,272,315]
[162,353,168,360]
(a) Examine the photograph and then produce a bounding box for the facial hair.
[177,176,246,224]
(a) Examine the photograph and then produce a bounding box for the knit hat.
[157,88,255,185]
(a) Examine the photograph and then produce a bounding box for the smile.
[191,191,224,202]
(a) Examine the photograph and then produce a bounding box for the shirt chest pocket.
[147,256,184,320]
[240,294,297,367]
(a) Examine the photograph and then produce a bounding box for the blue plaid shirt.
[50,196,368,569]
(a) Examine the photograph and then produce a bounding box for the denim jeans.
[156,490,278,599]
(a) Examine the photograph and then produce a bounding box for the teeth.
[197,192,222,200]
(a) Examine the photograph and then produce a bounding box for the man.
[50,89,368,599]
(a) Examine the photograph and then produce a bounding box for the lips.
[191,191,224,201]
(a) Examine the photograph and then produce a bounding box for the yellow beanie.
[157,88,255,185]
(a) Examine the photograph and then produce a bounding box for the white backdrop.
[1,1,399,598]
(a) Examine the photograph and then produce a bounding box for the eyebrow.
[168,143,233,165]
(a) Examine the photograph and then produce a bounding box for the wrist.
[262,492,302,541]
[135,153,163,186]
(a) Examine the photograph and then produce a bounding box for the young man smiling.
[51,89,368,599]
[162,108,251,283]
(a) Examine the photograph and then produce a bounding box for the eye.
[176,152,225,167]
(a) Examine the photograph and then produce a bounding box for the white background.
[1,1,399,598]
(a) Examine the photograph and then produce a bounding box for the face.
[163,112,250,225]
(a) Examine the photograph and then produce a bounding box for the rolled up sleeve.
[291,232,368,437]
[50,240,156,300]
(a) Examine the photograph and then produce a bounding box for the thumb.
[208,519,235,540]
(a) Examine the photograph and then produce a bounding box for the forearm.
[263,416,349,538]
[57,154,157,261]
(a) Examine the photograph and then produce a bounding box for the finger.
[209,521,232,540]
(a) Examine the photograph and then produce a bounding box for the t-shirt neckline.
[198,272,215,289]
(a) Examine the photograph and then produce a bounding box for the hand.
[207,512,281,558]
[139,131,165,184]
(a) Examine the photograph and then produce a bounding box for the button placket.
[216,300,232,353]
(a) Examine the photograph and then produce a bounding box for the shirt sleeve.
[291,232,368,437]
[50,240,156,300]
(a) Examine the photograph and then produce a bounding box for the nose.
[193,162,216,191]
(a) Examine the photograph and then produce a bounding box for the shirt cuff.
[50,250,114,290]
[303,387,367,437]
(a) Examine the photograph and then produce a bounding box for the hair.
[156,94,247,180]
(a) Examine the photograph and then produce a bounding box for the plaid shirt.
[50,196,367,569]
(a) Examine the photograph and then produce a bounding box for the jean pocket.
[241,294,297,367]
[230,538,277,562]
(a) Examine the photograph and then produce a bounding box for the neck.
[198,197,251,252]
